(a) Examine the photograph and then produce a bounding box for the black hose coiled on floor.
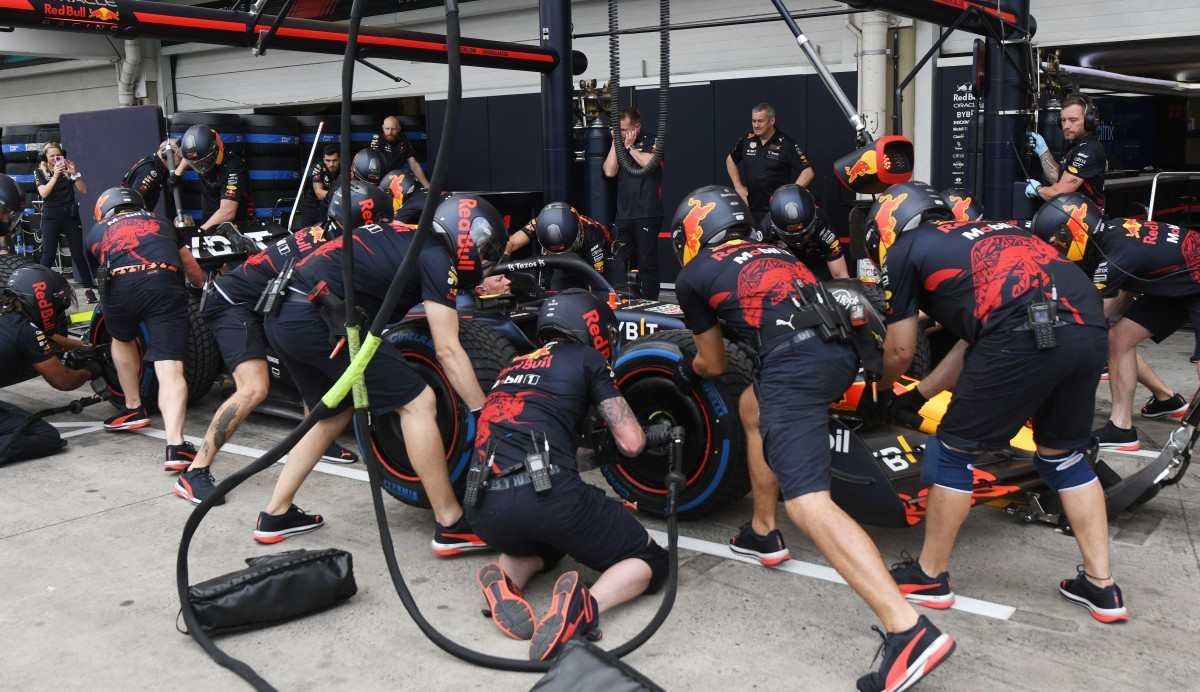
[609,0,668,177]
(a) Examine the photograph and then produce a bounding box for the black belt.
[284,287,314,305]
[761,327,818,361]
[486,464,564,492]
[1012,320,1070,332]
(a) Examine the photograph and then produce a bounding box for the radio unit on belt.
[254,257,296,317]
[1018,284,1059,350]
[524,431,553,494]
[463,443,490,508]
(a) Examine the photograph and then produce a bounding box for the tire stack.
[168,112,244,222]
[242,114,301,222]
[399,114,427,166]
[349,114,377,153]
[296,115,340,150]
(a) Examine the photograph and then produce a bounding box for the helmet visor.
[186,150,217,174]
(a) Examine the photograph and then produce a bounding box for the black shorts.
[940,325,1107,452]
[755,331,859,500]
[263,299,426,418]
[202,299,267,370]
[466,471,657,582]
[1123,293,1200,361]
[103,272,189,362]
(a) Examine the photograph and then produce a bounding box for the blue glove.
[1024,179,1042,199]
[1027,132,1048,157]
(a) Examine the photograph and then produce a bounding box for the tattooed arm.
[598,396,645,457]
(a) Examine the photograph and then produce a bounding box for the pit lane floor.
[3,334,1199,691]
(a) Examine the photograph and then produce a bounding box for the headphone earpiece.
[1079,95,1097,132]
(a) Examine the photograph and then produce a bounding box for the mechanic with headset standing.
[466,289,666,662]
[871,182,1127,626]
[293,143,340,230]
[174,193,366,504]
[252,191,505,556]
[369,115,430,189]
[1031,194,1200,451]
[673,185,956,690]
[504,202,611,290]
[1026,94,1107,210]
[35,142,97,303]
[180,125,254,231]
[725,103,814,230]
[85,187,206,470]
[121,139,181,219]
[603,106,664,299]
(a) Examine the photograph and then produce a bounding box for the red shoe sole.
[105,420,150,431]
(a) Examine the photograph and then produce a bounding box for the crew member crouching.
[467,289,666,662]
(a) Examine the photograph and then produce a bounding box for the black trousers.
[0,400,65,465]
[609,216,662,299]
[39,205,95,287]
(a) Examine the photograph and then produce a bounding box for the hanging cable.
[608,0,668,177]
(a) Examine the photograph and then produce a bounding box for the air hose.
[178,0,681,686]
[608,0,668,177]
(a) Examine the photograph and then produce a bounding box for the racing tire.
[89,297,222,411]
[0,253,34,287]
[598,329,753,519]
[359,319,516,508]
[908,328,932,379]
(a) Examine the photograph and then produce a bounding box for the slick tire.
[360,319,516,508]
[598,329,753,518]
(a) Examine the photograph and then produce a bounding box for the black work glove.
[855,383,895,428]
[673,356,702,392]
[890,386,928,429]
[63,348,105,379]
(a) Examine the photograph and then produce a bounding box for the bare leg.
[1108,319,1150,429]
[1045,443,1113,587]
[191,359,269,470]
[110,338,143,409]
[499,554,545,590]
[1136,352,1175,402]
[154,360,188,446]
[786,491,918,633]
[740,387,778,534]
[589,557,652,614]
[916,485,972,577]
[265,409,352,515]
[397,386,461,527]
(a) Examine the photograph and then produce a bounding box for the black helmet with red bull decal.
[939,188,983,222]
[327,180,393,230]
[431,194,508,289]
[536,288,618,362]
[380,170,424,222]
[351,148,385,185]
[864,181,951,268]
[180,125,223,175]
[0,173,25,235]
[534,202,582,254]
[94,186,145,222]
[1030,192,1103,263]
[670,185,750,267]
[767,184,818,248]
[4,263,74,334]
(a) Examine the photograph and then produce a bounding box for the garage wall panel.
[0,66,118,127]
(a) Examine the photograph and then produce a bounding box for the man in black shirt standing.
[603,107,663,299]
[725,103,814,229]
[1026,94,1107,210]
[369,116,430,190]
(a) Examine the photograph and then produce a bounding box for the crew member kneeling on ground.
[85,188,206,469]
[253,190,505,555]
[873,182,1128,625]
[673,185,956,690]
[176,195,359,504]
[764,183,849,280]
[468,289,665,662]
[1031,195,1200,451]
[0,264,99,464]
[180,125,253,231]
[504,203,610,290]
[293,143,340,229]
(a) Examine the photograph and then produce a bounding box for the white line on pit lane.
[121,425,1019,621]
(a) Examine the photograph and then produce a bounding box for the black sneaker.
[856,615,956,692]
[477,562,536,640]
[320,440,359,464]
[253,505,324,544]
[529,571,600,662]
[1059,568,1129,624]
[431,515,488,557]
[1094,421,1140,452]
[104,405,149,431]
[84,289,98,304]
[164,442,198,472]
[889,555,955,610]
[728,523,790,566]
[1141,393,1188,420]
[174,467,226,506]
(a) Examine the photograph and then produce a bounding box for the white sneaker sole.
[254,522,323,544]
[890,633,956,692]
[1059,586,1129,623]
[728,543,790,566]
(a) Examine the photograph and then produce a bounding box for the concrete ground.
[3,334,1199,691]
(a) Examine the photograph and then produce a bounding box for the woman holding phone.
[35,142,96,303]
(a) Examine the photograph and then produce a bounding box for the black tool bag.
[182,548,356,636]
[531,641,664,692]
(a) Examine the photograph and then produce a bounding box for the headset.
[1063,93,1097,133]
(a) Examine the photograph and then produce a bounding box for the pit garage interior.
[2,1,1200,690]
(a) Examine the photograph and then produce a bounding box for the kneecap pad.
[920,437,975,493]
[1033,450,1096,492]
